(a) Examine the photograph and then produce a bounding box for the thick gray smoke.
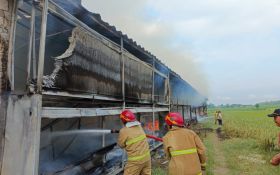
[82,0,209,97]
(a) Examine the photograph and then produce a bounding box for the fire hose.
[51,129,163,142]
[111,129,163,142]
[146,134,163,142]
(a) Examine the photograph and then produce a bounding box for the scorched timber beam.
[42,107,169,118]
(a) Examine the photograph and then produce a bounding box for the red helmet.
[165,112,184,127]
[120,109,136,123]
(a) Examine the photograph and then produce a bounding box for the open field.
[153,106,280,174]
[208,107,279,149]
[203,107,280,174]
[152,168,167,175]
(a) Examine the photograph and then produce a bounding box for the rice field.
[209,107,279,150]
[204,106,280,174]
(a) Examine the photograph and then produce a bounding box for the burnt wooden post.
[0,0,47,174]
[0,0,16,171]
[168,72,170,112]
[120,36,126,170]
[152,58,155,145]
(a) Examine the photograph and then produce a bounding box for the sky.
[82,0,280,105]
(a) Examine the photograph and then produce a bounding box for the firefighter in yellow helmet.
[117,109,151,175]
[163,112,206,175]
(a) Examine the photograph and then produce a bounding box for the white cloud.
[263,94,279,100]
[216,96,232,101]
[248,94,257,99]
[148,0,280,40]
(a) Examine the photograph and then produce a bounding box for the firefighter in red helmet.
[163,112,206,175]
[117,109,151,175]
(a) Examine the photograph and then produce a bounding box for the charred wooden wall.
[0,0,11,92]
[0,0,15,171]
[42,27,155,103]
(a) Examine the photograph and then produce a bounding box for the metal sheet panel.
[39,115,123,174]
[124,54,153,102]
[154,72,167,104]
[183,106,191,121]
[43,27,122,97]
[103,115,122,146]
[40,117,98,173]
[155,61,169,75]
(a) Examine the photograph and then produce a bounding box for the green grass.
[222,138,280,175]
[203,134,215,175]
[213,107,279,150]
[203,107,280,174]
[152,167,167,175]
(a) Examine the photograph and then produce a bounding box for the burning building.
[0,0,207,174]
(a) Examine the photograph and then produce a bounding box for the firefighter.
[117,109,151,175]
[214,110,218,124]
[217,111,223,126]
[163,112,206,175]
[267,109,280,166]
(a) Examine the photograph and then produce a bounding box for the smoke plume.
[82,0,209,96]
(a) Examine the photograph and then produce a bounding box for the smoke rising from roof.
[82,0,209,97]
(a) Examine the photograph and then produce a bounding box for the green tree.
[255,103,260,109]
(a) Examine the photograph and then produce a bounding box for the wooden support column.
[152,58,155,145]
[26,3,36,85]
[1,0,47,174]
[0,0,17,171]
[120,37,126,169]
[37,0,48,92]
[1,95,42,175]
[121,37,125,110]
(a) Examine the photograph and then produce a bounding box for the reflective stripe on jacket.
[118,125,150,164]
[171,148,197,156]
[163,127,206,175]
[126,134,146,145]
[127,151,150,161]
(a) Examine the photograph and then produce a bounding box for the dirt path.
[210,128,230,175]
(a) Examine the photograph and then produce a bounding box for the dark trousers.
[217,119,223,125]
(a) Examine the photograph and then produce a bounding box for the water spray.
[50,129,162,142]
[51,129,119,137]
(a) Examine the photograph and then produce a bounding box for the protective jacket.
[217,112,222,120]
[118,122,151,175]
[214,112,218,124]
[163,127,206,175]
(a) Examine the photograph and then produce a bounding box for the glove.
[270,153,280,166]
[201,163,206,170]
[111,129,120,133]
